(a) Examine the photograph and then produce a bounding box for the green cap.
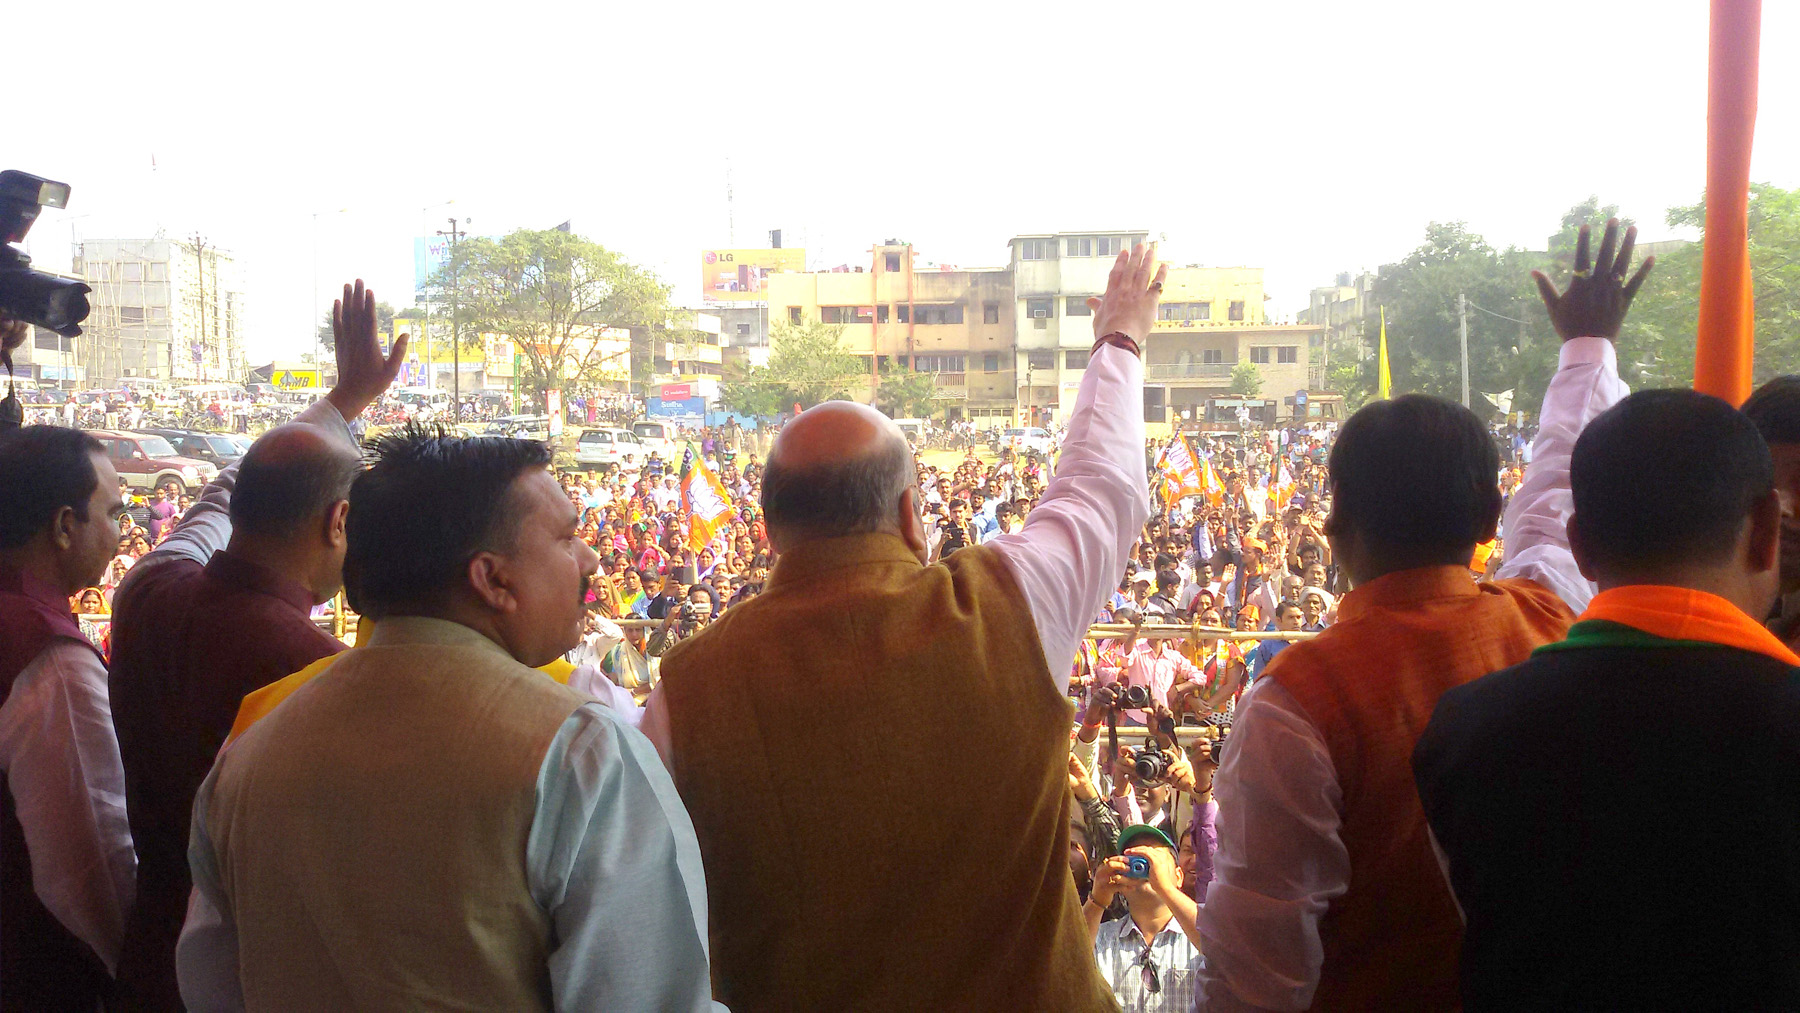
[1117,823,1177,852]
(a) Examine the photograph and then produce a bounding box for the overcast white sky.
[18,0,1798,363]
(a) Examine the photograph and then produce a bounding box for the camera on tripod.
[0,171,91,339]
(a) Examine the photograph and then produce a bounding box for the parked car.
[138,428,245,469]
[631,420,671,458]
[574,426,643,470]
[482,414,552,441]
[87,430,220,493]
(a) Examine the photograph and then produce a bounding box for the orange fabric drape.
[1693,0,1761,406]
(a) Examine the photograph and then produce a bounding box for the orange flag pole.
[1692,0,1761,405]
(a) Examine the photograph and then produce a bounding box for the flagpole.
[1693,0,1761,405]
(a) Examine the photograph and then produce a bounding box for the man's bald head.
[230,423,363,540]
[761,401,915,543]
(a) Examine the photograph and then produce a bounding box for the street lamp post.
[436,217,466,421]
[419,201,455,393]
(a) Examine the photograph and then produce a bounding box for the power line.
[1463,300,1532,326]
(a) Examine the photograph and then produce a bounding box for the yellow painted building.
[764,242,1015,421]
[1135,266,1319,422]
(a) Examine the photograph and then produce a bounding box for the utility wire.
[1463,300,1532,326]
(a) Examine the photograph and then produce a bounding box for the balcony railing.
[1146,362,1235,380]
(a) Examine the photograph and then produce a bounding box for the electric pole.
[437,218,466,421]
[1458,291,1470,409]
[193,235,207,383]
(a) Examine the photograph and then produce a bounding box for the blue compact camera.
[1125,855,1151,880]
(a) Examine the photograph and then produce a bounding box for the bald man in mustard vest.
[642,244,1164,1011]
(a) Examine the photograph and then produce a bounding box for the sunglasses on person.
[1135,942,1161,995]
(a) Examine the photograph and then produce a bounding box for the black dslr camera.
[1131,737,1171,785]
[1202,711,1231,766]
[1113,684,1153,711]
[0,171,90,338]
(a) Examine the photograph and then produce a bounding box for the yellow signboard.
[701,248,805,303]
[272,369,322,389]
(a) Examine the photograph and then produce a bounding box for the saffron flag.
[1274,461,1297,512]
[1158,434,1208,506]
[679,444,734,552]
[1378,306,1392,400]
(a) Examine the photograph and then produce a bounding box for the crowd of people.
[8,226,1800,1011]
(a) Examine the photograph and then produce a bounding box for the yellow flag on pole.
[1378,306,1392,400]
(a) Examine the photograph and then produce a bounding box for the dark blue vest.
[1415,630,1800,1011]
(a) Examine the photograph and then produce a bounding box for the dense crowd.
[12,229,1800,1012]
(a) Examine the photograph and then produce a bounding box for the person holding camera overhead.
[1087,823,1206,1012]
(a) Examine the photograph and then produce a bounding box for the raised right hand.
[1088,244,1169,344]
[1531,218,1654,342]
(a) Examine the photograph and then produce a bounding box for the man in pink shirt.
[1097,611,1204,722]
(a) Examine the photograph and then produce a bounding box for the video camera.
[0,171,91,339]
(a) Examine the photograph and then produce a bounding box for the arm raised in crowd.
[125,280,407,578]
[988,245,1160,692]
[1496,221,1650,611]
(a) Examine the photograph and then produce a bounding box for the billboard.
[415,237,452,298]
[701,248,805,303]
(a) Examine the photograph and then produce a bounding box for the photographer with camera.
[1086,822,1205,1012]
[647,582,716,657]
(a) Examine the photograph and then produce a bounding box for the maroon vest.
[108,550,343,1011]
[0,565,111,1011]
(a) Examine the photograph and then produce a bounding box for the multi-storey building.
[1298,271,1378,388]
[1141,266,1320,423]
[1007,230,1150,426]
[72,237,244,387]
[765,242,1015,423]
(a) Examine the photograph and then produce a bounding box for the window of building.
[122,262,143,282]
[1096,236,1123,256]
[1066,237,1093,257]
[984,302,999,324]
[915,304,963,325]
[877,306,890,324]
[983,353,1000,372]
[1026,297,1053,319]
[914,354,966,372]
[120,306,144,324]
[1065,296,1092,317]
[149,262,167,281]
[1158,302,1212,322]
[1027,350,1055,370]
[1202,349,1225,364]
[736,323,752,335]
[1229,300,1246,321]
[885,253,902,272]
[1064,350,1086,370]
[821,306,873,325]
[788,306,802,324]
[1278,345,1298,363]
[1019,238,1055,261]
[148,306,167,322]
[856,356,873,372]
[1250,347,1271,364]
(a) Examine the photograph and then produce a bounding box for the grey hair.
[760,434,914,538]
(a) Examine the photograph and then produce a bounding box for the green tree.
[316,301,399,346]
[875,364,939,418]
[431,228,671,398]
[716,362,786,419]
[1229,361,1264,397]
[1351,220,1565,417]
[764,318,863,408]
[1623,183,1800,388]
